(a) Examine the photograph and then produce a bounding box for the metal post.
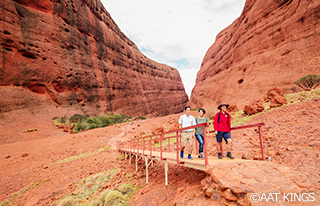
[195,138,199,156]
[179,131,182,150]
[145,157,149,184]
[258,126,265,161]
[203,125,208,165]
[137,139,139,155]
[165,161,168,185]
[129,153,133,165]
[176,131,180,164]
[135,154,138,171]
[145,157,153,184]
[143,137,145,156]
[160,134,163,160]
[150,136,152,157]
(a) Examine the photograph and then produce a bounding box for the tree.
[294,74,320,91]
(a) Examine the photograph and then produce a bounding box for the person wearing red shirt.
[214,102,235,159]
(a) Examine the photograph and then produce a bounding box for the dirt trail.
[1,98,319,205]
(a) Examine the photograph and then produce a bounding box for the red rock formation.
[0,0,187,117]
[244,100,264,115]
[0,0,188,143]
[190,0,320,110]
[265,87,287,108]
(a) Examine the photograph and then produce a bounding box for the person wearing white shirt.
[178,106,196,160]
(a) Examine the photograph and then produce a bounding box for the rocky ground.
[1,96,320,205]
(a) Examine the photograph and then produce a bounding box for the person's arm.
[178,116,183,129]
[192,117,196,134]
[214,113,218,134]
[206,117,210,133]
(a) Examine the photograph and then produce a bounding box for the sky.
[100,0,246,98]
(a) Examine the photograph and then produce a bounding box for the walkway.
[119,122,319,205]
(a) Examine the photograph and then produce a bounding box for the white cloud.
[101,0,246,98]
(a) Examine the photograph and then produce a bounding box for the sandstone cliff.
[0,0,188,143]
[190,0,320,109]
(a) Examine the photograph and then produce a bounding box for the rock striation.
[0,0,188,143]
[190,0,320,109]
[0,0,188,117]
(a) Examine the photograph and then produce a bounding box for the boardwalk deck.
[120,149,257,185]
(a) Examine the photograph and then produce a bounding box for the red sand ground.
[1,98,320,205]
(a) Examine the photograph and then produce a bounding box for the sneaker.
[188,155,193,160]
[227,152,235,159]
[180,151,184,158]
[198,154,204,159]
[218,153,223,159]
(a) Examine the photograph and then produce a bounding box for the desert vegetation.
[54,169,139,206]
[293,74,320,91]
[52,113,138,133]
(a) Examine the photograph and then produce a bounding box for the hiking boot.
[180,151,184,158]
[188,155,193,160]
[218,153,223,159]
[227,152,235,159]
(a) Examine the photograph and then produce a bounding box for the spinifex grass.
[54,145,110,164]
[52,169,141,206]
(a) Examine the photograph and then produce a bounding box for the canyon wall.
[0,0,188,143]
[190,0,320,109]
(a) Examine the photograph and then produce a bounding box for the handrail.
[122,121,266,166]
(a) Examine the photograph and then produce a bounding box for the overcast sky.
[100,0,246,98]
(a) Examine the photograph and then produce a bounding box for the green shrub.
[69,114,87,123]
[58,197,81,206]
[52,116,59,121]
[134,116,147,120]
[104,191,125,206]
[294,74,320,91]
[0,201,9,206]
[99,189,112,203]
[87,200,102,206]
[290,86,297,92]
[53,113,132,133]
[60,116,68,124]
[118,183,134,195]
[74,122,88,132]
[100,115,115,126]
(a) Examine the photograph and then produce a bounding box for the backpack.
[218,112,229,123]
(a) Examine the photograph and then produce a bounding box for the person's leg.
[187,133,194,159]
[180,133,188,158]
[216,132,223,159]
[224,132,234,159]
[195,134,204,156]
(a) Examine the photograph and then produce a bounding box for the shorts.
[181,131,194,146]
[216,131,231,144]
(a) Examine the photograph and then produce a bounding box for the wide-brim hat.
[217,102,229,110]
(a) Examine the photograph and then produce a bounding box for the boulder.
[244,100,264,115]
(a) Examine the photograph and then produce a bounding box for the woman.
[195,108,209,159]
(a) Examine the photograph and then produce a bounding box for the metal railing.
[121,122,266,166]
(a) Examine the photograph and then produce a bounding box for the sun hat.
[217,102,229,110]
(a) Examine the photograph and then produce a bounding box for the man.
[179,106,196,160]
[214,102,235,159]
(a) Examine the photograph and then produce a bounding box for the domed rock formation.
[190,0,320,110]
[0,0,188,143]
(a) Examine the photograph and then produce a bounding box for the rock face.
[190,0,320,109]
[0,0,188,118]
